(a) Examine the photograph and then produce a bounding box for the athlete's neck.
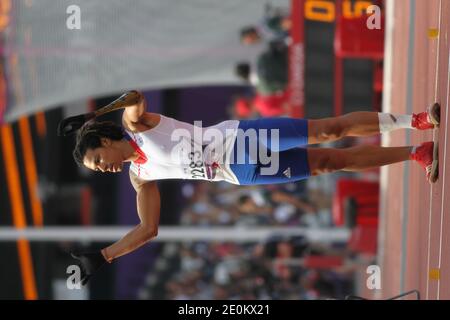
[119,139,140,163]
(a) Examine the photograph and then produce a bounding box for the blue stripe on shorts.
[229,117,311,185]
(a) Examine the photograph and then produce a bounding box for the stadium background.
[0,0,381,299]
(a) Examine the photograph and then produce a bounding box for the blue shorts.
[229,117,311,185]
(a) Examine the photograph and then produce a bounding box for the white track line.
[437,31,450,300]
[427,0,442,300]
[377,0,395,300]
[381,0,395,130]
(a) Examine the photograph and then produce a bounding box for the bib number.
[188,149,206,179]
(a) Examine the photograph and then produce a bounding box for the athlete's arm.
[93,90,146,120]
[121,91,147,124]
[271,191,316,213]
[101,170,160,262]
[95,88,156,132]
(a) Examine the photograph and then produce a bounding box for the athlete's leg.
[231,133,437,185]
[306,145,412,175]
[308,103,440,145]
[307,112,378,145]
[308,111,409,144]
[308,143,439,183]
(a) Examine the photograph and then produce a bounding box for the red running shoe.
[410,141,439,183]
[412,103,440,130]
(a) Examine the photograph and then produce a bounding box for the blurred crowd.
[140,239,356,300]
[179,179,333,228]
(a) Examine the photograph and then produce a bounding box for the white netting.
[2,0,288,122]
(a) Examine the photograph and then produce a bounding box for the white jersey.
[125,114,240,184]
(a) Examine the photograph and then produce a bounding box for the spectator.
[257,41,289,94]
[240,5,291,45]
[231,91,289,119]
[235,41,288,96]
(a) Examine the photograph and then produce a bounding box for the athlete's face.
[83,138,124,173]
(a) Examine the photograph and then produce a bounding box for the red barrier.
[333,0,385,116]
[332,179,380,227]
[348,225,378,255]
[304,255,344,269]
[334,16,385,59]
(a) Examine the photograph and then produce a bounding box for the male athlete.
[60,90,440,285]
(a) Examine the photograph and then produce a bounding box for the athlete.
[61,90,440,285]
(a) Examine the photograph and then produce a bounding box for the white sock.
[378,113,413,133]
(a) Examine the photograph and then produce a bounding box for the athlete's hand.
[70,251,107,285]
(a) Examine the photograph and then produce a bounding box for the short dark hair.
[240,26,258,41]
[72,120,124,168]
[235,63,251,82]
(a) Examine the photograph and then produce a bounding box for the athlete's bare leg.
[307,145,412,176]
[307,104,440,145]
[307,112,383,145]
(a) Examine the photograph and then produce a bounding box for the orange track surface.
[377,0,450,300]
